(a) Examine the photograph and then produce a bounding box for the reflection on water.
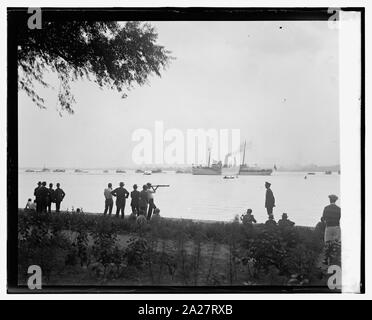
[18,170,339,227]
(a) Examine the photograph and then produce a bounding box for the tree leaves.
[18,21,173,114]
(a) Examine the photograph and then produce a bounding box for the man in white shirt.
[103,183,113,216]
[146,182,157,220]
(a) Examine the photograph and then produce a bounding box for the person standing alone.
[265,181,275,218]
[111,182,129,219]
[322,194,341,243]
[103,183,114,216]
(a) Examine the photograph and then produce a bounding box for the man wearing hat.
[278,213,295,228]
[322,194,341,243]
[33,181,42,213]
[54,183,66,213]
[138,184,149,216]
[111,182,129,219]
[265,182,275,218]
[46,183,55,213]
[130,184,140,216]
[36,181,49,213]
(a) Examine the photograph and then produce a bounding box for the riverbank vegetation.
[18,210,336,289]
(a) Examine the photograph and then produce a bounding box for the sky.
[18,21,339,168]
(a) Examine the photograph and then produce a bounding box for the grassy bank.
[17,209,337,288]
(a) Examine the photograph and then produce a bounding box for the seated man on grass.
[240,209,257,225]
[278,213,295,228]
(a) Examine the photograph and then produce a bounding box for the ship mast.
[241,140,246,166]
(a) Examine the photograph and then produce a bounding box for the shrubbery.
[18,210,331,287]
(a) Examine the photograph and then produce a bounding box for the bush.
[18,210,326,286]
[18,211,71,282]
[124,237,149,269]
[243,229,287,274]
[324,240,341,266]
[239,225,322,284]
[91,218,120,268]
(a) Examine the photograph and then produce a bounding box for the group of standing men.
[103,182,157,220]
[32,181,66,213]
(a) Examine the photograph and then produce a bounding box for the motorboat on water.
[74,169,88,173]
[223,175,238,179]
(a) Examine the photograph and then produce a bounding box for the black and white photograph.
[6,5,365,295]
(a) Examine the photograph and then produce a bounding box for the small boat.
[41,166,50,172]
[53,169,65,172]
[223,175,237,179]
[143,170,152,175]
[325,171,332,175]
[135,169,144,173]
[103,170,109,173]
[151,168,163,173]
[25,169,35,172]
[74,169,88,173]
[176,168,192,174]
[307,172,316,175]
[116,169,126,173]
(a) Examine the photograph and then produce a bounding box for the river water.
[18,170,340,227]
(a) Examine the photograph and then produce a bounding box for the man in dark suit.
[36,181,49,213]
[265,181,275,218]
[130,184,140,216]
[138,185,149,216]
[34,181,42,213]
[278,213,295,228]
[47,183,55,213]
[54,183,66,213]
[111,182,129,219]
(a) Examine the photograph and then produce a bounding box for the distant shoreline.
[19,165,340,172]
